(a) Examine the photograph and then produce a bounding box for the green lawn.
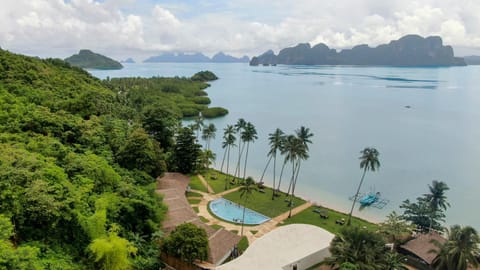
[192,207,199,213]
[280,206,378,235]
[237,236,249,253]
[210,224,224,230]
[187,198,201,205]
[186,191,203,198]
[189,175,208,192]
[223,187,306,218]
[199,216,209,223]
[202,169,242,193]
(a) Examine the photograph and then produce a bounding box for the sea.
[90,63,480,229]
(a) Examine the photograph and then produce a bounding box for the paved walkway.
[190,186,313,244]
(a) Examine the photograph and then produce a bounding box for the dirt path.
[197,174,214,193]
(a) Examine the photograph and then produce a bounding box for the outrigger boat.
[359,192,381,206]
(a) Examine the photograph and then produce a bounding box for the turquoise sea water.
[91,63,480,229]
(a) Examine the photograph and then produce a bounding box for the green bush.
[191,71,218,82]
[192,96,211,105]
[201,107,228,118]
[161,85,180,93]
[195,90,208,96]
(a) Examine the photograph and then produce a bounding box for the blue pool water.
[209,198,270,225]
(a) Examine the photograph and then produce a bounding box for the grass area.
[237,236,249,253]
[186,191,203,198]
[280,206,378,235]
[189,175,208,192]
[192,207,199,213]
[250,230,258,235]
[199,216,209,223]
[210,224,224,230]
[201,169,243,194]
[223,187,306,218]
[187,198,201,205]
[230,230,238,234]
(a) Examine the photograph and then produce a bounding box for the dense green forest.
[65,49,123,70]
[0,48,218,269]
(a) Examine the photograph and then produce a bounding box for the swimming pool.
[209,198,271,225]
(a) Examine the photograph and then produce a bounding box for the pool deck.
[191,176,313,244]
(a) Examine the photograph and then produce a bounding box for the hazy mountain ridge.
[464,55,480,65]
[65,49,123,69]
[121,58,135,63]
[144,52,249,63]
[250,35,466,67]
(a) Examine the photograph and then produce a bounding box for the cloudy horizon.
[1,0,480,61]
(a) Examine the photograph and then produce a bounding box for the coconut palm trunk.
[220,147,227,174]
[242,141,251,181]
[241,196,248,237]
[347,166,367,226]
[259,156,272,184]
[276,159,288,193]
[225,146,231,190]
[271,153,277,200]
[232,143,245,183]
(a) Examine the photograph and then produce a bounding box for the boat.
[359,192,380,206]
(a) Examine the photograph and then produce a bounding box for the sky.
[1,0,480,61]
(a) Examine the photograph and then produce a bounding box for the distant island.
[121,58,135,64]
[464,56,480,65]
[250,35,466,67]
[65,49,123,69]
[144,52,249,63]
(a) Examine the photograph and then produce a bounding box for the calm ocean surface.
[91,63,480,229]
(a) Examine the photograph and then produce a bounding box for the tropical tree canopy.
[172,127,202,174]
[324,226,387,270]
[162,223,209,264]
[379,211,414,245]
[400,180,450,233]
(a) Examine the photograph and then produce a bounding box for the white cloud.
[1,0,479,59]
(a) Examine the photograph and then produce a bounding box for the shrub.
[201,107,228,118]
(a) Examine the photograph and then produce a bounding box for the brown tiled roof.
[157,173,241,266]
[401,232,447,264]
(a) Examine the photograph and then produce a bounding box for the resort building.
[217,224,335,270]
[157,173,241,268]
[399,232,446,269]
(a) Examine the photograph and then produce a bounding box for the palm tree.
[239,176,257,236]
[425,180,450,232]
[202,149,216,171]
[285,136,308,218]
[241,122,258,181]
[232,118,247,182]
[384,252,408,270]
[347,147,380,226]
[430,225,480,270]
[192,113,204,141]
[220,125,236,190]
[323,226,387,269]
[379,211,414,249]
[288,126,313,205]
[258,128,285,200]
[295,126,313,150]
[220,125,235,173]
[202,123,216,150]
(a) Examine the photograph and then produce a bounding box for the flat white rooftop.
[217,224,335,270]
